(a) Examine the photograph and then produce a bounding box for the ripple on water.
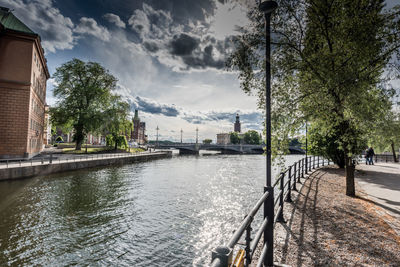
[0,155,302,266]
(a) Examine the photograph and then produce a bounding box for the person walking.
[367,147,375,165]
[365,147,370,165]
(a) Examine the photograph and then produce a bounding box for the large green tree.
[51,59,121,150]
[229,0,400,196]
[243,130,262,144]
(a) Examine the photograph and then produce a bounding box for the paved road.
[356,162,400,234]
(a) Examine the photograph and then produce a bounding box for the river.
[0,154,302,266]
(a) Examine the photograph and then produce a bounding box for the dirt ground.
[254,166,400,267]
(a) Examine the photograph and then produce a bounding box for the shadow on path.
[274,166,400,266]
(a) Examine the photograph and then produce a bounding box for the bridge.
[153,143,304,155]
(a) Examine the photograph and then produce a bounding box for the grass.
[62,147,146,154]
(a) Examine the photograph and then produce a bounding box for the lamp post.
[156,126,159,148]
[181,129,183,143]
[259,1,278,266]
[195,127,199,144]
[305,122,308,173]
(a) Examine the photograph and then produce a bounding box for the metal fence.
[0,151,160,169]
[211,155,332,267]
[374,154,399,163]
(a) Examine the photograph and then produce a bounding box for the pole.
[259,1,278,266]
[196,127,199,144]
[156,126,159,148]
[181,129,183,143]
[305,121,308,173]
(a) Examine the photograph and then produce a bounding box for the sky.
[1,0,398,142]
[0,0,263,143]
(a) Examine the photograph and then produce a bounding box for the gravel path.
[271,166,400,266]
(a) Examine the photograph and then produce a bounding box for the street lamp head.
[259,1,278,14]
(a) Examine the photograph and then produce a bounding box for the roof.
[0,6,36,35]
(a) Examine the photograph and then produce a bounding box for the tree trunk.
[391,141,398,163]
[75,125,84,150]
[345,156,355,196]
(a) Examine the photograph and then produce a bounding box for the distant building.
[234,113,241,133]
[131,110,147,145]
[217,133,230,145]
[0,7,50,158]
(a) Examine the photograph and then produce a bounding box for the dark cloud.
[127,96,180,117]
[170,33,200,56]
[143,41,159,52]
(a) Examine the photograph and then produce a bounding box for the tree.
[203,139,212,144]
[101,94,131,150]
[50,59,118,150]
[369,112,400,162]
[243,130,261,144]
[230,132,241,144]
[229,0,400,196]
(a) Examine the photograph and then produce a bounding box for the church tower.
[234,113,241,133]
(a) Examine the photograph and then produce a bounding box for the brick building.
[234,113,241,133]
[0,7,49,158]
[131,110,147,145]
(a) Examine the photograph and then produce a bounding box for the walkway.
[356,162,400,235]
[272,166,400,266]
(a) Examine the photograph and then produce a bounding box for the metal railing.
[211,155,332,267]
[374,154,399,163]
[0,150,162,169]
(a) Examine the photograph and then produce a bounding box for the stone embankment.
[0,151,172,181]
[253,164,400,266]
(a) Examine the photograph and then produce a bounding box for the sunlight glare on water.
[0,154,302,266]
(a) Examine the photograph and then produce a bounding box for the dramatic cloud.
[0,0,75,52]
[125,95,181,117]
[170,33,200,56]
[74,17,111,41]
[103,13,126,28]
[126,2,240,71]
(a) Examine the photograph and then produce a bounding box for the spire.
[134,109,139,120]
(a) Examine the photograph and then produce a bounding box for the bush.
[56,136,63,142]
[106,134,114,147]
[116,135,128,149]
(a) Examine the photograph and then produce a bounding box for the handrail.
[227,190,270,248]
[211,155,333,267]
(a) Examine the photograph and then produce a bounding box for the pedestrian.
[367,147,375,165]
[365,147,370,165]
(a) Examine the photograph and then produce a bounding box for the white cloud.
[74,17,111,41]
[0,0,75,53]
[103,13,126,28]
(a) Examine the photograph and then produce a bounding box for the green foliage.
[56,136,63,142]
[50,59,120,150]
[243,130,261,144]
[115,135,128,149]
[229,0,400,194]
[106,134,114,147]
[230,132,241,144]
[203,139,212,144]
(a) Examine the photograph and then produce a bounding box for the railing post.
[312,155,315,169]
[245,221,252,267]
[293,163,297,191]
[317,155,320,168]
[304,157,308,175]
[322,156,325,166]
[277,173,285,222]
[302,158,305,177]
[286,166,293,202]
[309,156,312,171]
[6,160,8,168]
[298,160,301,182]
[264,186,274,266]
[211,246,233,266]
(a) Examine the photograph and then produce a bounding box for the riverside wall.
[0,151,172,181]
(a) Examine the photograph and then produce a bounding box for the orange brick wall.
[0,35,47,158]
